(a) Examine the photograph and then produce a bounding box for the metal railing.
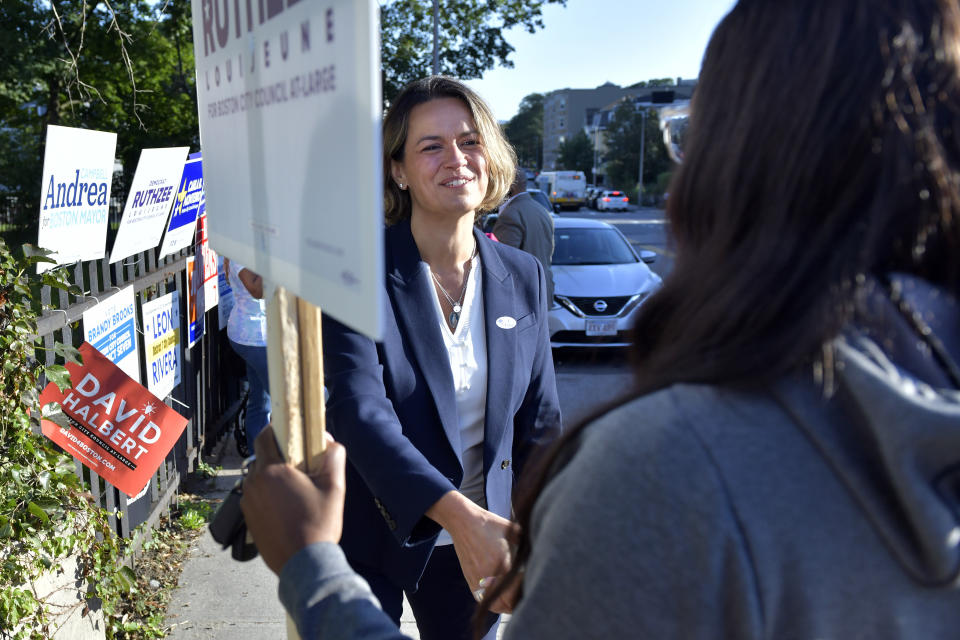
[34,243,245,551]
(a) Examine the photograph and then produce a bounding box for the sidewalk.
[163,432,507,639]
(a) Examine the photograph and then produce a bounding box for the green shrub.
[0,240,144,639]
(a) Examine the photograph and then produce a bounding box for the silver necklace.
[431,244,477,329]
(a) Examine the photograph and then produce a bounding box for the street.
[549,204,671,426]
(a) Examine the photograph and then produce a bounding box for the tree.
[0,2,199,229]
[557,130,595,182]
[379,0,567,106]
[603,100,671,195]
[504,93,544,169]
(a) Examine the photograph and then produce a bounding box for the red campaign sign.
[40,342,188,497]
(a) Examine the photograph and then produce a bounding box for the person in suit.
[492,168,555,301]
[317,76,562,640]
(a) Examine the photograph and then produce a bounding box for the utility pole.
[432,0,440,75]
[592,112,601,186]
[638,107,646,201]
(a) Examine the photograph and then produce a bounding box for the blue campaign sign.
[159,152,204,257]
[81,286,142,382]
[91,319,137,364]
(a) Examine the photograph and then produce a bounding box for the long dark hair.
[479,0,960,628]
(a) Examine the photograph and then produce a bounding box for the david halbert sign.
[36,125,117,273]
[190,0,384,339]
[40,343,188,498]
[142,291,182,399]
[110,146,190,263]
[159,153,205,258]
[82,285,142,382]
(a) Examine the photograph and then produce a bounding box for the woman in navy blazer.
[321,77,562,640]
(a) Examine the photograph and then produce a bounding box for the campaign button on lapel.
[496,316,517,329]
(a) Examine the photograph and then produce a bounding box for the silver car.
[549,218,662,347]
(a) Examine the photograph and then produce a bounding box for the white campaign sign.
[36,125,117,272]
[110,147,190,263]
[141,291,182,399]
[191,0,383,339]
[82,286,141,382]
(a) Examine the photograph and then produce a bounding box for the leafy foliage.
[604,100,672,195]
[557,130,595,182]
[504,93,544,170]
[0,239,161,639]
[0,1,198,230]
[379,0,566,105]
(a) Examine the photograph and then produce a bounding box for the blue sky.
[465,0,737,121]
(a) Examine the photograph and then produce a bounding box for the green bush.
[0,239,142,639]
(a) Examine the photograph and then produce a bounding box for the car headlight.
[553,295,585,317]
[618,292,650,316]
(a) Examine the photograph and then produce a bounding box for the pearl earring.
[398,182,405,190]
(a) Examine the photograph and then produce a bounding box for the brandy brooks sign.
[190,0,383,339]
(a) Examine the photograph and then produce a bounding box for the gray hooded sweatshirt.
[279,275,960,639]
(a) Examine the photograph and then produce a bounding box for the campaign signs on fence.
[197,213,219,311]
[217,256,234,330]
[40,343,188,498]
[141,291,181,399]
[158,153,204,258]
[110,147,190,263]
[36,125,117,273]
[82,286,141,382]
[190,0,384,339]
[186,255,205,347]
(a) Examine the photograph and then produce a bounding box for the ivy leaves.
[0,238,134,639]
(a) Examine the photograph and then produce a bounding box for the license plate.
[585,319,617,336]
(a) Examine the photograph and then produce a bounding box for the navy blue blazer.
[322,219,562,591]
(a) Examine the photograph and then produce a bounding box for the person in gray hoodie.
[239,0,960,637]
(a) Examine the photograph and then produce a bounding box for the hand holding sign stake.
[265,285,326,471]
[265,285,326,640]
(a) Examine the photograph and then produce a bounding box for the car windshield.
[528,190,552,211]
[552,228,638,265]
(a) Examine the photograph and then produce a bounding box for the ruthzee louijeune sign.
[190,0,384,340]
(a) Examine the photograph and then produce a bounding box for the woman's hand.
[426,492,520,613]
[240,427,347,575]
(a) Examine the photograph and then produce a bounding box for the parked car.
[583,186,598,209]
[587,187,603,209]
[596,189,630,212]
[526,188,556,214]
[481,212,499,234]
[549,218,661,347]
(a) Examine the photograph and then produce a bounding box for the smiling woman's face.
[391,97,489,221]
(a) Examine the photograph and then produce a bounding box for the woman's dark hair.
[478,0,960,630]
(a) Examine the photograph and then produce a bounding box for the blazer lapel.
[386,221,463,462]
[476,228,519,476]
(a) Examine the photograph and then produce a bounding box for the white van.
[535,171,587,210]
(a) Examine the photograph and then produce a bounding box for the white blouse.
[227,261,267,347]
[429,253,487,546]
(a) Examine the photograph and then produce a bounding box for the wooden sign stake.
[265,285,327,639]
